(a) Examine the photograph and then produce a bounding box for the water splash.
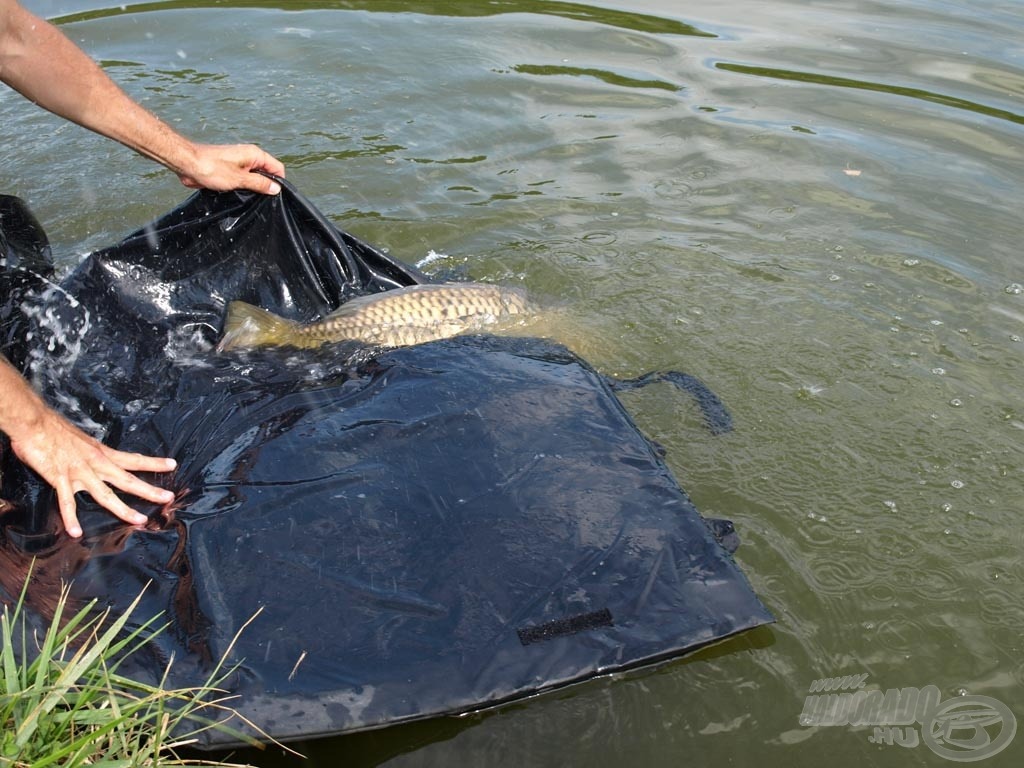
[18,281,103,435]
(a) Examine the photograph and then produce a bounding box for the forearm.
[0,354,49,444]
[0,0,197,174]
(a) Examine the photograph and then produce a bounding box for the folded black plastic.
[0,183,772,747]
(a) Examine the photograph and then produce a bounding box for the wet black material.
[0,183,772,748]
[610,371,734,435]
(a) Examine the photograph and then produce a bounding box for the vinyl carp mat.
[0,182,771,747]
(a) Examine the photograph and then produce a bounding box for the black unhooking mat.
[0,182,772,748]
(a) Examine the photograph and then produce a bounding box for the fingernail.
[133,514,148,525]
[68,525,82,538]
[160,489,175,502]
[268,181,281,195]
[165,458,178,469]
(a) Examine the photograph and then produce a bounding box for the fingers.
[255,147,286,180]
[57,460,173,538]
[99,454,176,505]
[55,477,84,539]
[240,169,282,196]
[238,146,284,194]
[9,408,178,538]
[177,143,285,195]
[221,145,284,194]
[104,447,177,475]
[56,475,148,538]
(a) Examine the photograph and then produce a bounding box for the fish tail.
[216,301,301,351]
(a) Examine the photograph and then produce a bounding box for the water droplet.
[1005,283,1023,295]
[949,398,963,407]
[951,480,964,489]
[941,503,953,512]
[931,367,946,375]
[883,500,897,511]
[828,274,840,282]
[902,258,920,267]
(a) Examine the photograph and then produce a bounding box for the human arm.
[0,0,284,194]
[0,355,176,538]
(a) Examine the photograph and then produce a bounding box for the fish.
[216,282,535,352]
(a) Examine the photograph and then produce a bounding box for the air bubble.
[951,480,964,489]
[902,258,920,267]
[1005,283,1023,295]
[949,398,963,407]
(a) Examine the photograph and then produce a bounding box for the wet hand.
[8,408,177,538]
[176,143,286,195]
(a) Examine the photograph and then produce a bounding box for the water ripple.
[804,552,889,595]
[715,62,1024,125]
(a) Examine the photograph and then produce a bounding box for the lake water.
[5,0,1023,765]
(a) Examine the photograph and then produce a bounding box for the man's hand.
[8,407,176,538]
[176,143,285,195]
[1,356,176,538]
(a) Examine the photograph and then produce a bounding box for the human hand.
[176,143,286,195]
[8,407,177,538]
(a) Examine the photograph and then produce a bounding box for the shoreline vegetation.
[0,569,286,766]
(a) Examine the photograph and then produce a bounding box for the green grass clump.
[0,573,269,767]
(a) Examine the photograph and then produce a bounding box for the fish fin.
[217,301,300,351]
[323,292,382,320]
[323,285,436,320]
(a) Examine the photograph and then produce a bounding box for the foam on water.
[415,250,450,269]
[163,323,215,368]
